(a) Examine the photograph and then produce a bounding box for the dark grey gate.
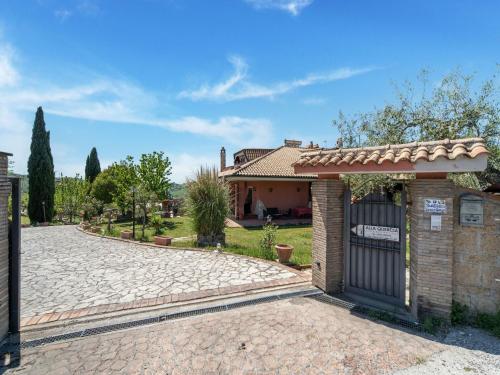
[343,189,406,306]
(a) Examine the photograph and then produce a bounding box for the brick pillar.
[311,179,345,294]
[409,179,455,320]
[0,153,10,342]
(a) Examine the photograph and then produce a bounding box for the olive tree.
[334,69,500,195]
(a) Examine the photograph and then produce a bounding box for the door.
[344,189,406,307]
[244,188,253,215]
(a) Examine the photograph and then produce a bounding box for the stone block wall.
[452,188,500,314]
[311,179,344,294]
[0,153,10,341]
[409,179,455,320]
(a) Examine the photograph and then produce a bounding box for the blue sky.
[0,0,499,182]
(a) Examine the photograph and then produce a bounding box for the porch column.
[311,178,345,294]
[409,179,455,320]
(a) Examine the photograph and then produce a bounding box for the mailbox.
[460,194,484,226]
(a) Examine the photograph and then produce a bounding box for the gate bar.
[343,189,351,293]
[9,177,21,334]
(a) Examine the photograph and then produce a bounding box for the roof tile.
[294,137,489,170]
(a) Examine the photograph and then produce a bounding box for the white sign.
[430,215,441,231]
[424,198,447,214]
[351,225,399,242]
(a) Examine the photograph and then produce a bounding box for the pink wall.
[232,180,311,218]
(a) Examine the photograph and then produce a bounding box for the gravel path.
[395,327,500,374]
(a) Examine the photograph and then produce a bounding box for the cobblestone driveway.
[7,297,498,375]
[21,226,302,324]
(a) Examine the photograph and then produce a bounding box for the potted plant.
[275,244,294,264]
[120,230,133,240]
[90,226,102,234]
[154,235,173,246]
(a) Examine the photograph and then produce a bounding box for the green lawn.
[98,216,313,265]
[99,216,194,242]
[173,224,312,266]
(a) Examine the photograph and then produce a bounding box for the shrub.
[259,223,278,260]
[187,166,230,246]
[422,316,445,335]
[475,311,500,338]
[451,301,469,326]
[150,214,164,235]
[82,196,103,222]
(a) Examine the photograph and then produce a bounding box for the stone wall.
[311,179,344,294]
[452,188,500,314]
[0,153,10,341]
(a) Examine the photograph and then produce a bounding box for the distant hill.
[170,183,187,199]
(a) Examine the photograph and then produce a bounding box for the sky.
[0,0,499,182]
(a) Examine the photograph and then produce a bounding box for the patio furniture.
[264,207,282,219]
[292,207,312,218]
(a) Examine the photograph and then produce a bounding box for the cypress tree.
[27,107,55,223]
[85,147,101,183]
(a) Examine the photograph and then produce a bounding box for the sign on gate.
[351,224,400,242]
[424,198,447,213]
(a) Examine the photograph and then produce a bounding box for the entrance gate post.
[409,178,455,320]
[311,177,345,294]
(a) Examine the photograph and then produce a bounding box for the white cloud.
[54,9,72,21]
[302,96,327,105]
[0,42,273,175]
[170,153,219,183]
[179,56,376,102]
[0,44,18,87]
[244,0,313,15]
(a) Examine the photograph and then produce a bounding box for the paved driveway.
[6,297,499,374]
[21,226,304,325]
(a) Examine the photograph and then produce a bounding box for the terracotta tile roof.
[221,146,317,179]
[237,148,274,162]
[294,138,489,173]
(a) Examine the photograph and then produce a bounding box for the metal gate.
[344,189,406,307]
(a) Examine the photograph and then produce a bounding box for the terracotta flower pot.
[275,244,294,264]
[154,235,173,246]
[120,230,133,240]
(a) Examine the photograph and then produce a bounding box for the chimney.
[220,147,226,171]
[284,139,302,148]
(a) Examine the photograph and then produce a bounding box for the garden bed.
[92,216,312,265]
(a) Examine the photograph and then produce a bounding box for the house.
[219,140,317,220]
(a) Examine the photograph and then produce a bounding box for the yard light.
[41,201,46,223]
[130,187,137,240]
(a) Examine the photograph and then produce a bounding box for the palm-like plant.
[187,166,230,246]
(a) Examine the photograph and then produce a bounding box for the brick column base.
[409,179,454,320]
[311,179,345,294]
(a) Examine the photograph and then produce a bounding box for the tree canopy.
[136,151,172,200]
[334,69,500,192]
[54,174,88,223]
[85,147,101,183]
[27,107,55,223]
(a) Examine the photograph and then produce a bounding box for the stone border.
[20,226,310,327]
[21,275,308,327]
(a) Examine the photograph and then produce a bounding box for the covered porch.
[228,179,313,221]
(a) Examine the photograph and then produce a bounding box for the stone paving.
[21,226,303,324]
[2,297,476,375]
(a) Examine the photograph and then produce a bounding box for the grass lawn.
[173,224,312,266]
[98,216,313,265]
[99,216,194,242]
